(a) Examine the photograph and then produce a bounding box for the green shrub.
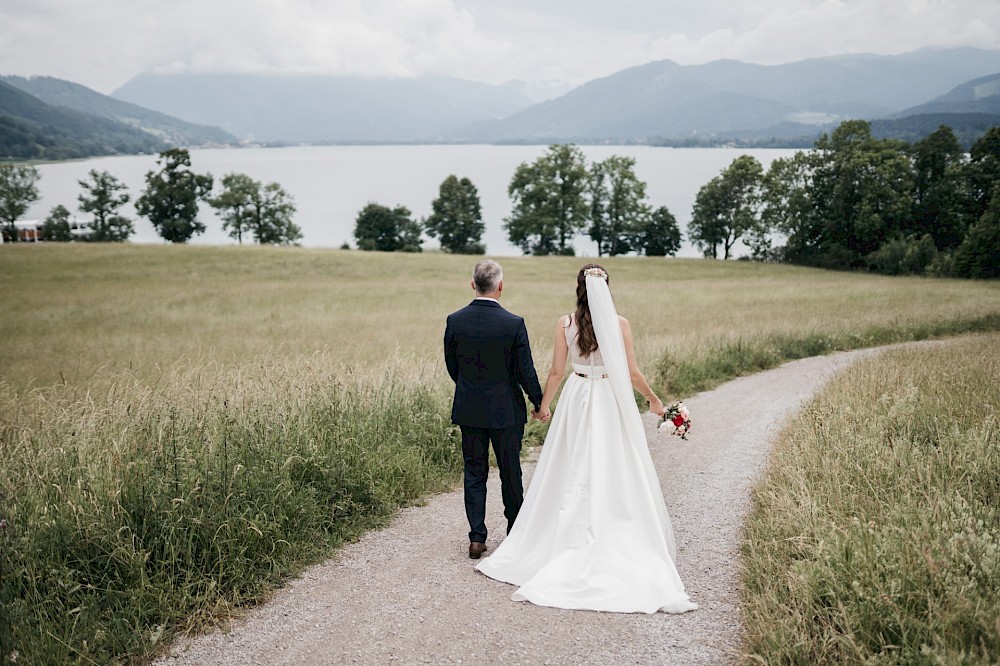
[866,234,939,275]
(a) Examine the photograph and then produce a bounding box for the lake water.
[26,145,798,257]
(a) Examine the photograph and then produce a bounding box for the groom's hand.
[533,407,551,423]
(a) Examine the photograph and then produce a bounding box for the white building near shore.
[0,217,93,243]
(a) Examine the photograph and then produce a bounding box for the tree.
[397,216,423,253]
[809,120,914,268]
[40,204,74,242]
[78,169,134,242]
[688,155,764,259]
[354,203,422,252]
[209,173,258,244]
[587,155,651,256]
[761,152,820,264]
[251,182,301,246]
[0,163,40,242]
[210,174,302,246]
[688,177,724,258]
[911,125,967,249]
[966,125,1000,227]
[634,205,682,256]
[952,188,1000,279]
[424,175,485,254]
[135,148,213,243]
[504,144,589,255]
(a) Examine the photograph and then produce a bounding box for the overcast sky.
[2,0,998,95]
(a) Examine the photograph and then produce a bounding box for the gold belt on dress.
[575,371,609,379]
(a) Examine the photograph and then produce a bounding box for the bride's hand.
[648,396,665,417]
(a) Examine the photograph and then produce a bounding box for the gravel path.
[156,346,914,666]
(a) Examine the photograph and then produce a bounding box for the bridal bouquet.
[658,401,691,439]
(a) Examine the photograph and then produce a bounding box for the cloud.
[0,0,510,91]
[0,0,997,94]
[455,0,1000,87]
[644,0,1000,65]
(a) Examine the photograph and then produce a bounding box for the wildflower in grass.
[658,401,692,439]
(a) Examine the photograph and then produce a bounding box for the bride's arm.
[620,316,666,416]
[538,316,570,420]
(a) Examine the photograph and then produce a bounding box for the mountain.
[861,73,1000,149]
[112,73,535,143]
[1,75,238,146]
[893,72,1000,117]
[0,79,166,160]
[446,48,1000,143]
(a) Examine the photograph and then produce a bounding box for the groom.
[444,260,543,559]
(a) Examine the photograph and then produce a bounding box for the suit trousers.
[460,424,525,544]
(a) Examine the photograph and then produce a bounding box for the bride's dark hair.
[573,263,608,357]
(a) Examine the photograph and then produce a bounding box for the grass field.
[742,333,1000,664]
[3,244,998,392]
[1,244,998,664]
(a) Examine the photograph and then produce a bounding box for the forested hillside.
[1,75,237,147]
[871,113,1000,149]
[0,79,165,159]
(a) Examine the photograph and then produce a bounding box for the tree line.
[688,121,999,279]
[352,145,682,257]
[367,122,993,278]
[0,148,301,245]
[351,175,485,254]
[6,127,996,279]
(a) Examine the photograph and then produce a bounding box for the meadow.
[1,244,998,664]
[742,333,1000,664]
[4,244,999,393]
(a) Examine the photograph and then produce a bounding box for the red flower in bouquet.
[658,401,692,440]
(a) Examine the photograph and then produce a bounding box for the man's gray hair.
[472,260,503,295]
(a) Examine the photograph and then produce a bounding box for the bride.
[475,264,698,614]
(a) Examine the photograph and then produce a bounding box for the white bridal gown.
[476,315,698,614]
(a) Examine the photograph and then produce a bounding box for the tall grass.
[742,333,1000,664]
[653,312,1000,398]
[0,354,460,664]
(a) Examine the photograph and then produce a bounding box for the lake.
[26,145,798,257]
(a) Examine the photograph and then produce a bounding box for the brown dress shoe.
[469,542,488,559]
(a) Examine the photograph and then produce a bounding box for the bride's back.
[564,314,606,368]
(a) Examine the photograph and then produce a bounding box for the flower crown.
[583,267,608,280]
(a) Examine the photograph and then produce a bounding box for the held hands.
[531,407,551,423]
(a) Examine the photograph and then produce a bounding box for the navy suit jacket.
[444,299,543,429]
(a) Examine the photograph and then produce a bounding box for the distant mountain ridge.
[864,72,1000,149]
[7,47,999,155]
[1,75,238,146]
[111,48,1000,145]
[447,48,1000,143]
[112,73,536,143]
[894,72,1000,117]
[0,78,166,159]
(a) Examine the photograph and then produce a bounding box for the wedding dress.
[475,275,697,614]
